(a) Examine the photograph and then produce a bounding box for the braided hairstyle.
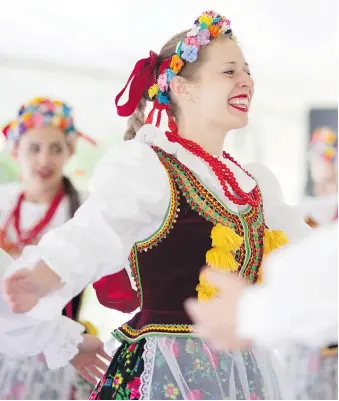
[61,175,82,320]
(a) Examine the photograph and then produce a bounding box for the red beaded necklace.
[1,185,65,247]
[166,131,261,207]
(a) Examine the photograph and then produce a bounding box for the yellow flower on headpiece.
[199,15,213,27]
[23,112,32,122]
[148,83,159,99]
[51,115,62,127]
[54,100,63,106]
[10,121,18,130]
[170,54,184,74]
[32,97,44,104]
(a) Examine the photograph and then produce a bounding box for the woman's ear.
[170,75,190,99]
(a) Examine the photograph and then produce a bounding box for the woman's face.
[182,38,254,133]
[311,158,338,196]
[13,126,73,193]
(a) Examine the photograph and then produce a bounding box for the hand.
[71,334,112,385]
[3,262,62,313]
[185,269,250,351]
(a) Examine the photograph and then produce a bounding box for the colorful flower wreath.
[147,11,232,105]
[2,97,96,146]
[2,97,77,143]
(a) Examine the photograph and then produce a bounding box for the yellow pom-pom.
[79,320,98,336]
[206,247,239,271]
[197,224,243,300]
[210,223,243,250]
[196,273,219,301]
[148,84,159,99]
[263,229,288,255]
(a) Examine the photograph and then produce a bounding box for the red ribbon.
[115,51,158,117]
[145,99,168,127]
[76,132,97,147]
[2,124,10,138]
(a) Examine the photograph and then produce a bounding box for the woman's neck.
[23,182,62,204]
[177,119,228,156]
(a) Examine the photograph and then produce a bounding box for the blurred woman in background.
[0,97,98,400]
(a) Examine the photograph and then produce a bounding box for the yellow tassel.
[197,224,243,301]
[196,274,219,301]
[263,229,288,255]
[210,223,243,250]
[256,267,263,284]
[206,247,239,271]
[79,320,98,336]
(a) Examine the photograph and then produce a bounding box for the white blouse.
[0,181,87,368]
[2,124,311,368]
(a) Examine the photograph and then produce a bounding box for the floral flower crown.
[309,127,338,164]
[2,97,96,146]
[147,11,232,106]
[114,11,233,131]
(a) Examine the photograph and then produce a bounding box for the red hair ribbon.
[77,132,98,147]
[145,100,178,133]
[145,99,168,127]
[2,124,10,139]
[115,51,158,117]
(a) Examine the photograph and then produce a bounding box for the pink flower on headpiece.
[187,24,200,37]
[158,72,168,91]
[40,100,54,113]
[184,36,200,48]
[197,29,210,45]
[219,19,231,33]
[33,113,44,128]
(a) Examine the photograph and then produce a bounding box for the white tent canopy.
[0,0,337,75]
[0,0,337,203]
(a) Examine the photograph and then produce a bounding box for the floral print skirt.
[0,353,76,400]
[284,345,338,400]
[90,336,288,400]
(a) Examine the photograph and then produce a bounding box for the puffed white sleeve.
[0,248,84,369]
[237,223,338,348]
[0,300,85,369]
[6,139,171,320]
[245,163,312,243]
